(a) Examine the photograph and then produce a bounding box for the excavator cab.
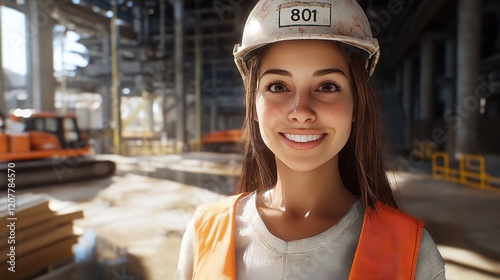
[0,112,115,188]
[0,113,91,162]
[23,114,90,150]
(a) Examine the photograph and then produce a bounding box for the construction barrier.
[432,152,500,191]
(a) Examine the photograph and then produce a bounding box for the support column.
[456,0,482,156]
[444,39,456,111]
[60,26,68,114]
[101,85,112,125]
[26,0,56,112]
[146,92,155,132]
[210,62,217,133]
[444,39,456,157]
[194,0,202,151]
[159,0,166,57]
[174,0,186,152]
[159,0,168,140]
[402,57,413,150]
[210,97,217,133]
[0,9,6,115]
[133,3,143,44]
[99,84,112,154]
[419,38,435,121]
[496,11,500,52]
[101,28,112,126]
[111,4,122,155]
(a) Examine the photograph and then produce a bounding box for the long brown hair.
[236,44,399,210]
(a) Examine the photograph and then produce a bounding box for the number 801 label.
[279,2,331,27]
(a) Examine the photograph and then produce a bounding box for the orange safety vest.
[192,193,423,280]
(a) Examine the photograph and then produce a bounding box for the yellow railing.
[460,154,488,188]
[431,152,450,180]
[432,152,500,191]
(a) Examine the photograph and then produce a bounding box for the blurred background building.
[0,0,499,279]
[1,0,499,158]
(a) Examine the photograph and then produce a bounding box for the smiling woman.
[176,0,446,279]
[254,41,354,175]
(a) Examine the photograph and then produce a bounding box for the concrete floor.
[10,153,500,280]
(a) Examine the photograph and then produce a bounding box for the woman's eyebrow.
[260,69,292,79]
[313,68,348,78]
[260,68,347,79]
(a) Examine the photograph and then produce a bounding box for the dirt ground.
[10,153,500,280]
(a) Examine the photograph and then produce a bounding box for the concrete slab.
[392,171,500,279]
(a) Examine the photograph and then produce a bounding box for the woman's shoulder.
[415,229,446,279]
[195,192,251,220]
[371,202,424,227]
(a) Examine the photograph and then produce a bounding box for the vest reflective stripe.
[193,193,423,280]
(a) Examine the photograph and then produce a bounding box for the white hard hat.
[233,0,380,79]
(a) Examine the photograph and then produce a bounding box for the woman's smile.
[282,133,324,143]
[280,132,327,150]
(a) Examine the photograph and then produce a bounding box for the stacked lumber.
[0,193,83,280]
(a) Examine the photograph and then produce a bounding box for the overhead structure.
[0,0,498,158]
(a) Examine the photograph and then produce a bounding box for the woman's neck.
[268,156,357,219]
[255,156,358,241]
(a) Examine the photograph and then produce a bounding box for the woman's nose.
[288,92,316,123]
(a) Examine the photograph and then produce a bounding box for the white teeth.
[284,134,323,143]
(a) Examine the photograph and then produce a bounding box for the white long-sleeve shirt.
[176,192,445,279]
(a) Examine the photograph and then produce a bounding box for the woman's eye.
[318,83,339,93]
[268,83,288,93]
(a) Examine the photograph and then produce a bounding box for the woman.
[177,0,445,279]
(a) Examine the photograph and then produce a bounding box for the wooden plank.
[4,211,83,242]
[0,208,55,236]
[0,236,77,280]
[0,224,75,262]
[0,194,51,221]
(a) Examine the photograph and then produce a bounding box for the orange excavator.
[201,129,243,153]
[0,111,115,188]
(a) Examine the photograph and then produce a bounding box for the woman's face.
[255,40,354,172]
